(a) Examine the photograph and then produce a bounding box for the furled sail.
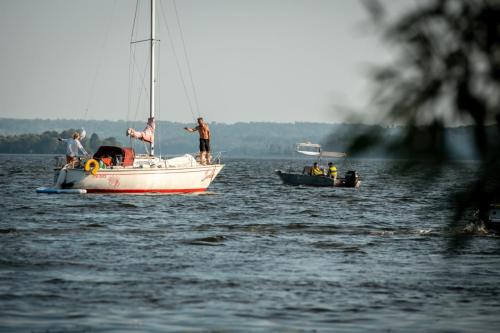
[126,117,155,143]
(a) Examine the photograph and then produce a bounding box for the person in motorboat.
[184,117,211,165]
[327,162,337,180]
[311,162,324,176]
[58,131,88,166]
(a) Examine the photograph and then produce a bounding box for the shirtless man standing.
[184,117,211,165]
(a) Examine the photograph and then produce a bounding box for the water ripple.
[0,155,499,332]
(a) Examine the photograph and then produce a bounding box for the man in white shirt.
[58,132,88,165]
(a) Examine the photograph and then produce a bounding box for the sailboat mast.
[150,0,156,156]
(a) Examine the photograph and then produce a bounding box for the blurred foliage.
[358,0,500,227]
[0,129,120,155]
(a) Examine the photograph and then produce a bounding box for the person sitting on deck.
[327,162,337,180]
[311,162,324,176]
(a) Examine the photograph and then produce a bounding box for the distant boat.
[275,142,361,188]
[37,0,223,194]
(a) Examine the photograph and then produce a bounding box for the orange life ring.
[84,159,100,175]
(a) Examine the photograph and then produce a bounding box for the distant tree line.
[0,118,487,158]
[0,129,120,154]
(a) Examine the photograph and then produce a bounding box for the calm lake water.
[0,154,499,332]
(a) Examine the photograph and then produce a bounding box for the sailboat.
[37,0,223,194]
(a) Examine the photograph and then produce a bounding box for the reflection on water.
[0,155,499,332]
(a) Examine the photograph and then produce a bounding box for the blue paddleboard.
[36,187,87,194]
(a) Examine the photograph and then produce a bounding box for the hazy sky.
[0,0,411,124]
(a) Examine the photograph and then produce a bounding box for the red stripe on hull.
[85,188,207,194]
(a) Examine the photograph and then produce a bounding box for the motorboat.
[275,142,361,188]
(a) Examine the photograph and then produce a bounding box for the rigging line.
[129,31,153,123]
[127,0,141,129]
[130,58,150,123]
[130,49,152,120]
[156,34,163,156]
[129,1,150,127]
[158,0,197,122]
[127,53,149,127]
[130,0,140,45]
[84,0,117,120]
[132,57,152,125]
[129,17,155,125]
[127,32,136,129]
[127,44,134,129]
[129,3,155,125]
[130,38,154,44]
[173,0,201,117]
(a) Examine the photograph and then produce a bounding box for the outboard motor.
[344,170,358,187]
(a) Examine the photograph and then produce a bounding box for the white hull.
[55,164,223,193]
